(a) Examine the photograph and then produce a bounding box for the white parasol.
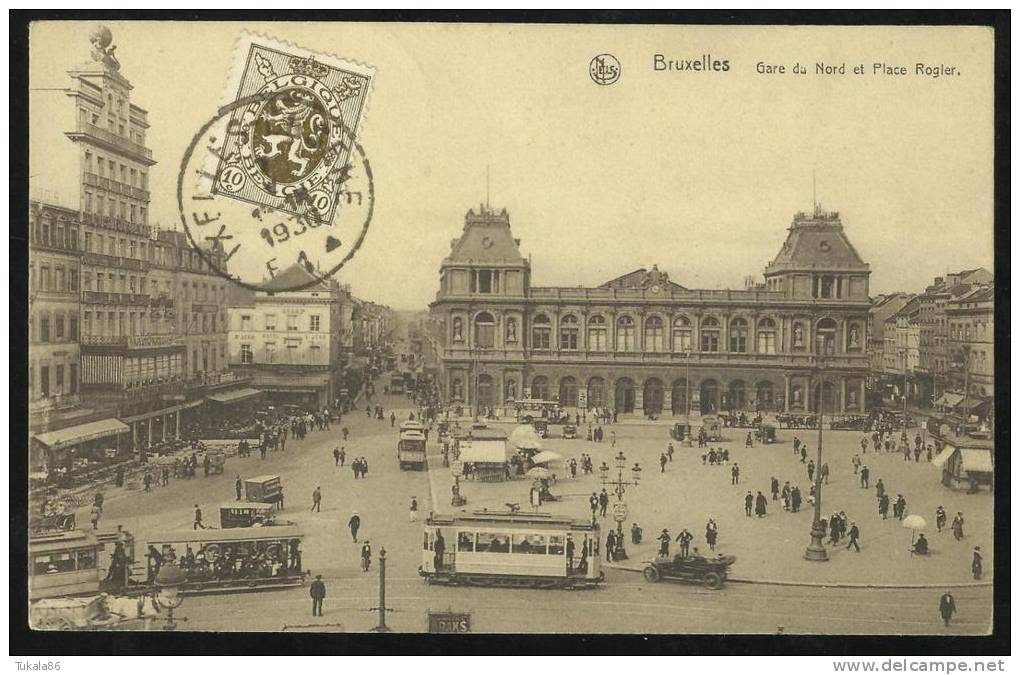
[526,467,552,479]
[510,424,543,451]
[530,450,563,465]
[902,514,927,545]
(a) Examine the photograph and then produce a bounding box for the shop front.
[33,418,131,487]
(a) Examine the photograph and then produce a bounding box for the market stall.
[458,439,510,483]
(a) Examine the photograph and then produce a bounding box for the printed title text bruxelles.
[653,54,957,80]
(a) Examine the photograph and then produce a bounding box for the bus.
[419,511,603,589]
[390,376,406,395]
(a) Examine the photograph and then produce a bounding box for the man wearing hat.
[846,521,861,552]
[972,546,983,579]
[938,590,956,627]
[361,541,372,572]
[657,529,671,558]
[310,574,326,616]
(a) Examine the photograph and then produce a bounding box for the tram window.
[475,532,509,553]
[512,534,547,554]
[457,532,474,552]
[35,552,76,574]
[548,535,565,555]
[77,548,97,570]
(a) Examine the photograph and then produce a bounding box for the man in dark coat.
[589,492,599,518]
[235,475,243,501]
[656,529,670,557]
[754,491,768,517]
[434,530,446,571]
[606,529,616,562]
[676,528,694,558]
[565,536,575,572]
[939,591,956,627]
[598,489,609,518]
[879,493,890,519]
[790,486,802,513]
[744,491,754,517]
[846,521,861,552]
[348,512,362,542]
[731,463,740,485]
[860,465,870,489]
[972,546,983,579]
[310,575,326,616]
[770,476,780,501]
[361,542,372,572]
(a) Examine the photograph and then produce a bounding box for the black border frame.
[9,9,1010,656]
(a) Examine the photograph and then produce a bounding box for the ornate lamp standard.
[804,337,829,562]
[153,563,187,630]
[684,348,693,447]
[598,451,642,560]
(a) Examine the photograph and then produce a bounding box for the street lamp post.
[804,342,829,562]
[684,349,693,447]
[598,451,642,561]
[153,563,187,630]
[370,547,392,632]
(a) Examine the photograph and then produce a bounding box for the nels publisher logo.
[589,54,621,85]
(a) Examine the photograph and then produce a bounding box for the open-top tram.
[419,511,603,589]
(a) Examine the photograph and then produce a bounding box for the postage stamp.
[210,33,374,224]
[178,33,376,292]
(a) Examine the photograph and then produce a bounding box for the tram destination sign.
[427,610,472,633]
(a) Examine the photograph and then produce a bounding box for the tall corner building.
[429,205,871,416]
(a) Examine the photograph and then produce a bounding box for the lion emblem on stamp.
[212,35,374,225]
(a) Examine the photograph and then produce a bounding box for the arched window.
[532,314,551,350]
[672,316,692,352]
[700,316,720,352]
[559,314,579,351]
[474,312,495,349]
[729,318,748,353]
[644,316,664,352]
[616,316,635,351]
[816,318,838,355]
[530,376,550,400]
[757,318,777,354]
[587,315,607,351]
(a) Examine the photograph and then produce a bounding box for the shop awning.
[34,418,129,449]
[206,387,263,404]
[934,392,964,409]
[960,448,994,473]
[459,440,508,464]
[930,448,953,469]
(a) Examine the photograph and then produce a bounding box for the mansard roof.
[260,262,333,293]
[443,206,527,266]
[598,265,686,291]
[765,207,869,275]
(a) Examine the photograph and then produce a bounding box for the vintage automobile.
[562,424,577,440]
[670,423,692,442]
[219,502,284,528]
[641,553,737,590]
[755,424,777,444]
[530,419,549,438]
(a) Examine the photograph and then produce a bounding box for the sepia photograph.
[16,13,1006,649]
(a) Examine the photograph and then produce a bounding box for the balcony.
[441,347,869,371]
[83,251,149,272]
[191,302,219,313]
[81,334,185,350]
[83,172,152,202]
[82,379,186,401]
[82,290,151,306]
[29,393,82,414]
[80,212,151,237]
[67,120,154,164]
[149,294,174,308]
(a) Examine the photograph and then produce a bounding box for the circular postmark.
[176,87,374,293]
[589,54,621,86]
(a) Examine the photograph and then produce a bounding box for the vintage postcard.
[22,18,1001,641]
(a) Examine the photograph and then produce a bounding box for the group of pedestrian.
[351,456,370,479]
[589,489,610,519]
[332,445,347,467]
[587,425,609,443]
[655,519,720,558]
[744,490,769,517]
[701,447,731,465]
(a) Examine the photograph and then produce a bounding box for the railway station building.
[429,204,872,417]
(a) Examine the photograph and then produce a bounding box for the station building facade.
[429,205,872,416]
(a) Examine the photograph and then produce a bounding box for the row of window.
[30,263,80,293]
[83,191,147,226]
[453,314,862,354]
[31,218,79,251]
[239,314,321,332]
[238,342,323,364]
[84,151,148,189]
[31,312,79,344]
[82,309,223,336]
[33,362,79,399]
[32,548,95,576]
[81,232,221,275]
[950,321,992,341]
[454,531,567,555]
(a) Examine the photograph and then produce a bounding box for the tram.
[419,511,603,589]
[29,528,136,599]
[146,526,305,593]
[398,430,428,470]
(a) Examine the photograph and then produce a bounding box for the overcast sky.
[30,22,995,309]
